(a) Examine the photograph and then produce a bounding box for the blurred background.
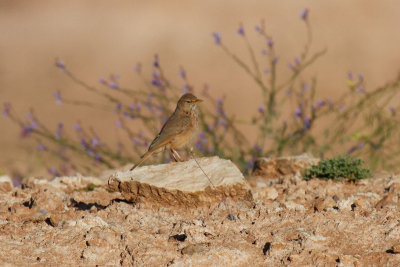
[1,0,400,178]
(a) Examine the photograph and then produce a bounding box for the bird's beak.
[193,99,203,104]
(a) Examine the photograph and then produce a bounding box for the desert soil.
[0,159,400,266]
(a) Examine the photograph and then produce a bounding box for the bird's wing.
[148,113,191,152]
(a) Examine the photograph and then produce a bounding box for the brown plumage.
[130,93,202,171]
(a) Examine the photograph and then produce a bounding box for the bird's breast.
[170,114,199,149]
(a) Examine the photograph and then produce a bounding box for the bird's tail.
[130,151,154,171]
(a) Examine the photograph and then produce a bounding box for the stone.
[375,191,399,209]
[265,187,279,200]
[0,175,13,193]
[313,196,337,212]
[252,154,319,177]
[181,243,209,255]
[108,156,253,207]
[392,244,400,254]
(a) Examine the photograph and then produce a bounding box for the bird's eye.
[186,100,191,103]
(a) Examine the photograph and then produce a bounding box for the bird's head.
[176,93,202,113]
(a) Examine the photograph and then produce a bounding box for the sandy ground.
[1,167,400,266]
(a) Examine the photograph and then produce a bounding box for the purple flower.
[133,63,141,73]
[153,54,159,68]
[99,77,107,84]
[261,49,268,55]
[21,124,33,138]
[178,68,186,79]
[237,24,245,36]
[2,102,11,117]
[30,121,38,129]
[73,123,82,131]
[132,137,141,146]
[109,82,119,90]
[255,25,262,33]
[267,38,274,48]
[116,142,122,156]
[124,112,135,119]
[151,71,162,87]
[301,8,309,21]
[37,144,46,151]
[55,59,65,69]
[258,106,265,113]
[88,150,95,157]
[295,57,301,65]
[114,103,122,113]
[288,62,297,72]
[80,138,88,149]
[303,116,311,130]
[48,167,59,176]
[295,108,302,118]
[198,132,206,139]
[316,100,325,107]
[358,73,364,82]
[55,122,63,139]
[347,146,357,155]
[115,120,121,128]
[212,32,222,45]
[272,57,279,64]
[389,106,396,116]
[253,145,262,154]
[370,142,381,151]
[195,142,205,152]
[145,102,153,111]
[217,118,227,127]
[245,160,254,171]
[53,91,62,105]
[110,74,120,81]
[94,154,102,162]
[339,104,346,111]
[91,137,99,147]
[347,72,353,80]
[303,83,310,91]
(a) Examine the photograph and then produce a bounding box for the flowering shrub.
[3,9,400,177]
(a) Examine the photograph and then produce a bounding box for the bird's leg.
[171,149,184,162]
[169,149,179,162]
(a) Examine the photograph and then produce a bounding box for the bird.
[130,93,202,171]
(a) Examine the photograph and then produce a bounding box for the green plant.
[303,155,372,181]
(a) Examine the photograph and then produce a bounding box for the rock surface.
[0,157,400,266]
[0,175,13,193]
[252,154,319,177]
[108,157,253,207]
